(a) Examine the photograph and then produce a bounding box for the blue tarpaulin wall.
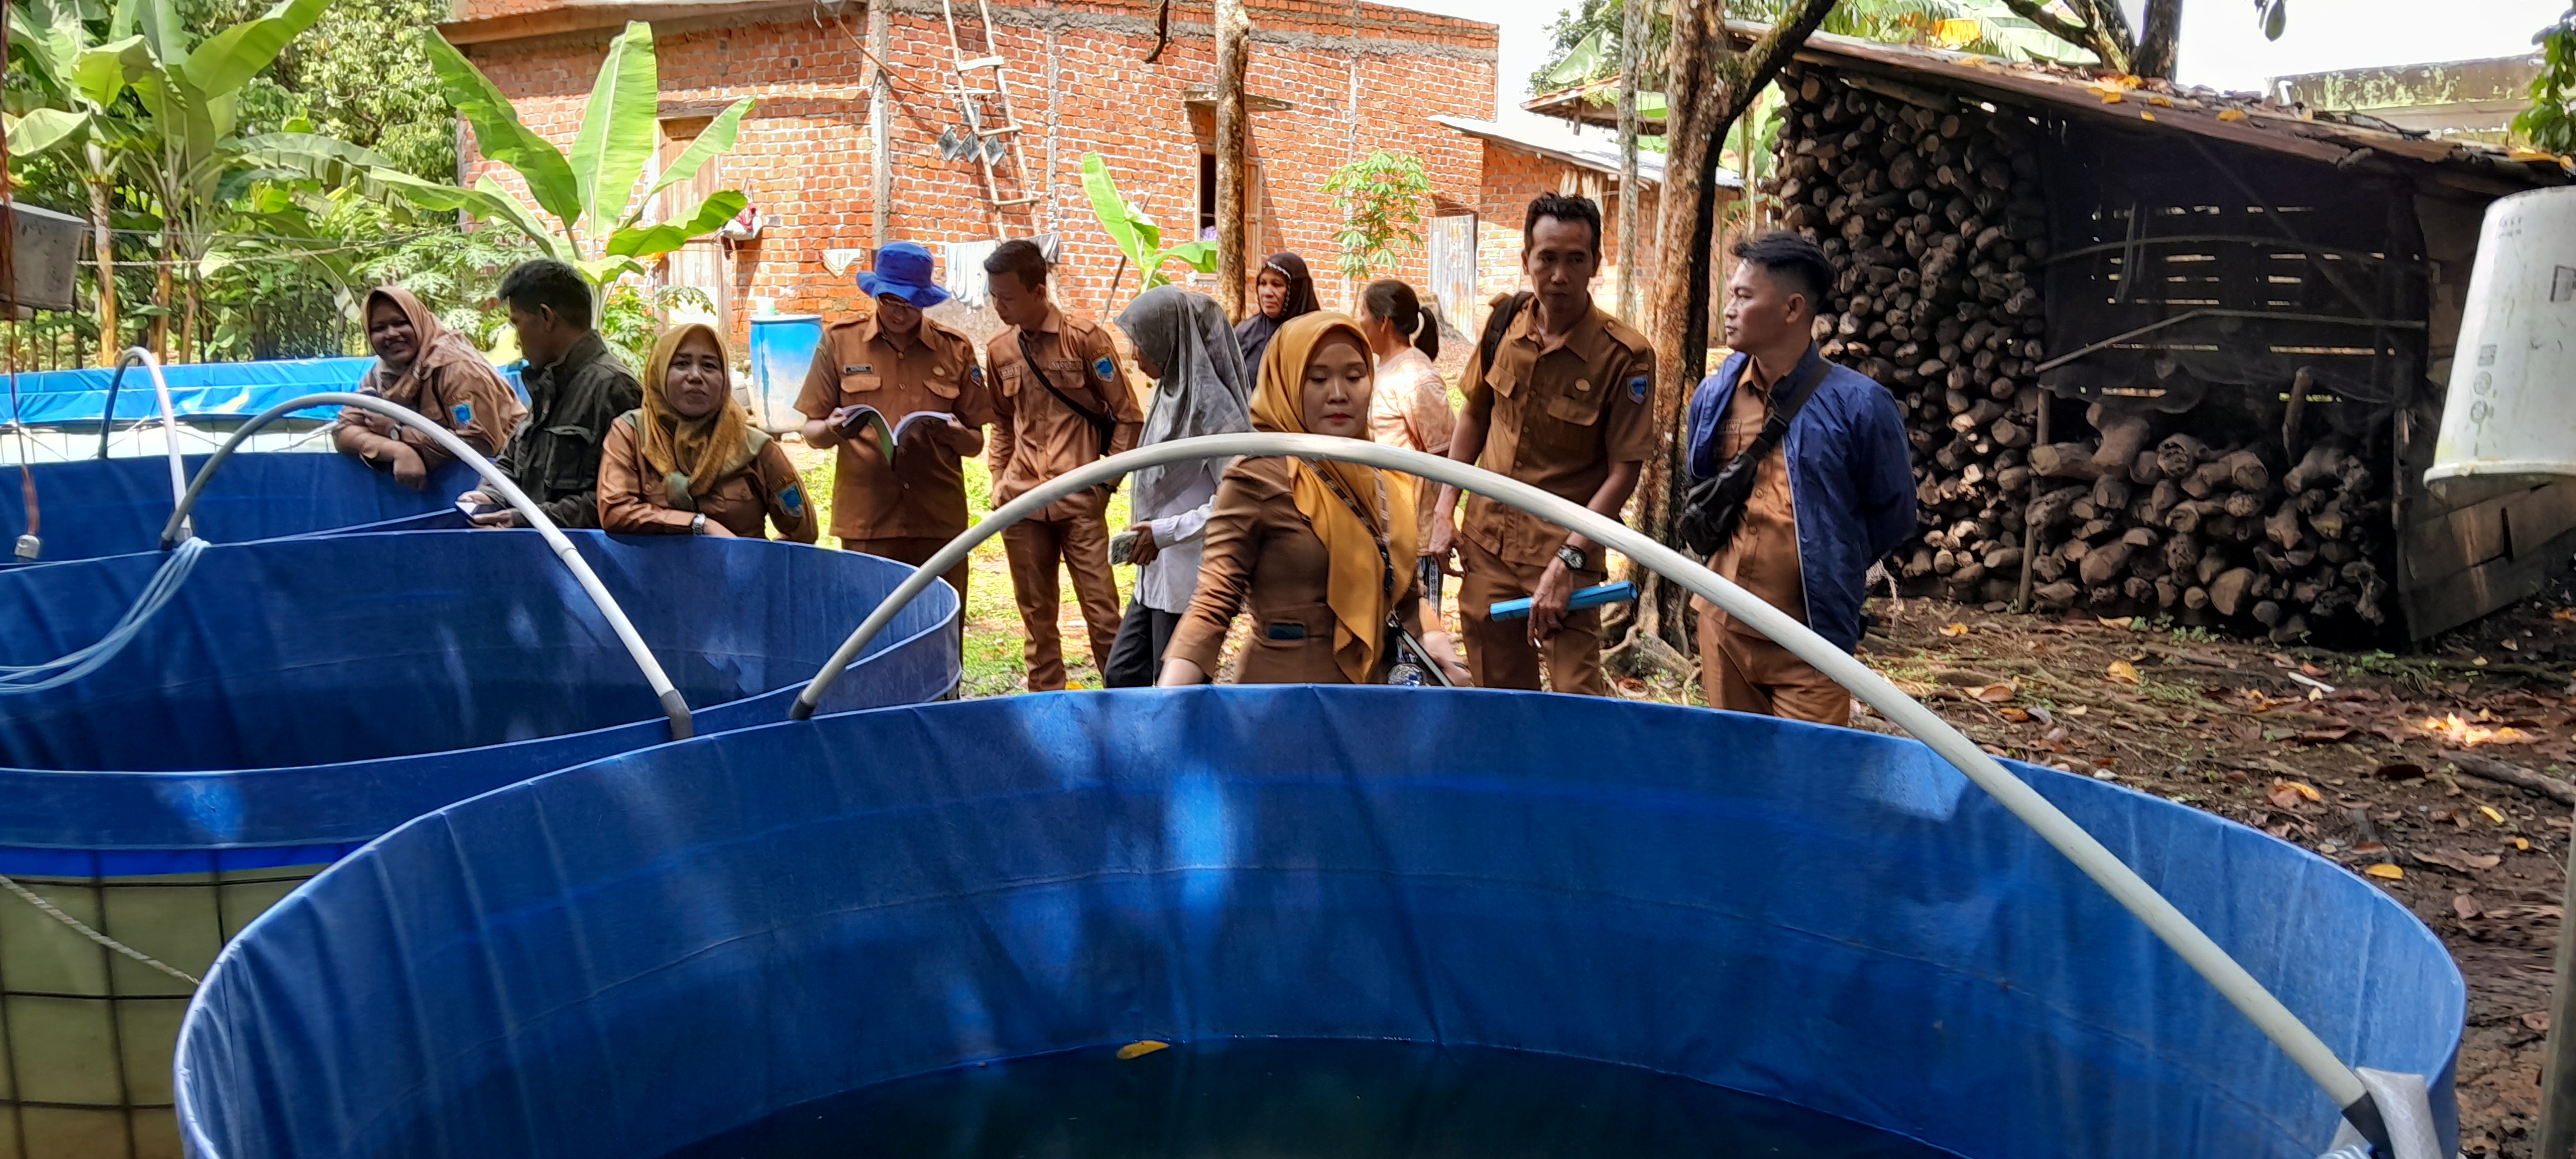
[0,453,480,566]
[1,357,374,425]
[174,690,2465,1159]
[0,531,958,878]
[0,358,530,425]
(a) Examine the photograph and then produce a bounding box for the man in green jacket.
[461,259,643,529]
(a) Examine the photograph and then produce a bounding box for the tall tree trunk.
[1631,0,1842,650]
[1214,0,1250,321]
[2133,0,2182,80]
[182,270,200,364]
[151,229,173,362]
[85,151,119,366]
[1613,0,1643,323]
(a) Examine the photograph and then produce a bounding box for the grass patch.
[797,448,1133,694]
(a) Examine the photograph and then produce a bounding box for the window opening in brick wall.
[1199,152,1219,241]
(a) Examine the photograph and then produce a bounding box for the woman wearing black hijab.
[1234,251,1321,386]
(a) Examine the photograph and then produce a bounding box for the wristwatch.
[689,513,708,535]
[1556,544,1589,572]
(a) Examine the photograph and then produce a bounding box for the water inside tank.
[658,1038,1948,1159]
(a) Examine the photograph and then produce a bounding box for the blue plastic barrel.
[0,531,958,1157]
[0,453,479,568]
[174,689,2464,1159]
[747,314,823,432]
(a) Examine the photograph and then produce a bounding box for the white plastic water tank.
[2429,186,2576,484]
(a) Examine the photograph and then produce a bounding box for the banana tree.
[376,20,753,315]
[6,0,150,362]
[1080,152,1217,301]
[6,0,369,360]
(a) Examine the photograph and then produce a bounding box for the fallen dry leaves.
[2267,780,2322,810]
[2421,713,2537,747]
[2106,660,2141,685]
[2366,864,2405,881]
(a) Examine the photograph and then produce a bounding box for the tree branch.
[1723,0,1839,109]
[1993,0,2096,54]
[2132,0,2181,80]
[2058,0,2136,72]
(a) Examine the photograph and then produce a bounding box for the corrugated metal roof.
[1433,116,1736,189]
[1525,24,2568,194]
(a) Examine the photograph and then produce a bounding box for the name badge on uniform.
[451,401,474,426]
[1628,374,1650,403]
[778,485,805,517]
[1091,355,1116,381]
[844,364,873,375]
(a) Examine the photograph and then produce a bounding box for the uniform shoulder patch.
[969,364,986,386]
[1092,355,1117,381]
[451,401,474,427]
[1626,374,1650,404]
[778,484,805,518]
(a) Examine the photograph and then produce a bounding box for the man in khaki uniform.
[982,238,1144,691]
[796,242,996,602]
[1424,193,1655,695]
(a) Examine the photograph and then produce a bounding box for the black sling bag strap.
[1474,291,1534,391]
[1017,330,1118,457]
[1677,353,1832,557]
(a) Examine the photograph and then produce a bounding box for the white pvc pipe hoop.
[792,432,2395,1152]
[98,347,194,540]
[158,391,693,740]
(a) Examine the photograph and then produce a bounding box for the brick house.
[438,0,1503,342]
[1433,115,1728,331]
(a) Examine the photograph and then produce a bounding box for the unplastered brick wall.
[1467,141,1660,328]
[450,0,1497,346]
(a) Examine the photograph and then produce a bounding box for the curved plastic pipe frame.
[94,347,193,540]
[156,391,694,741]
[791,432,2394,1153]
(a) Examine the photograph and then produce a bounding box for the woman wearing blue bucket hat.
[796,241,997,602]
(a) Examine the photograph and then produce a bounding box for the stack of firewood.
[1762,66,2049,609]
[1757,66,2390,641]
[2020,425,2388,638]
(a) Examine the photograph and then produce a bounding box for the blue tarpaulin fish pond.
[0,452,480,566]
[172,689,2465,1159]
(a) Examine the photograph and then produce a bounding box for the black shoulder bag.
[1677,357,1830,557]
[1313,468,1455,687]
[1017,330,1119,458]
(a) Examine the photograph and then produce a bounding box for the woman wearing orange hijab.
[597,322,817,542]
[334,285,527,488]
[1159,312,1467,686]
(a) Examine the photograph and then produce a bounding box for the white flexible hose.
[789,432,2392,1150]
[158,391,693,740]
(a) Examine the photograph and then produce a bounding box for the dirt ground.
[1833,576,2576,1157]
[787,436,2576,1150]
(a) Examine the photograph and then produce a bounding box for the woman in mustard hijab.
[597,322,818,542]
[334,285,527,489]
[1160,312,1467,686]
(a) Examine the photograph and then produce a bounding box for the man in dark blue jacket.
[1684,232,1915,724]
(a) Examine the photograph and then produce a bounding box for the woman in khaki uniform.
[597,322,818,542]
[334,285,527,489]
[1160,313,1466,687]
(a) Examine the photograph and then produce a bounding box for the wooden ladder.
[939,0,1041,222]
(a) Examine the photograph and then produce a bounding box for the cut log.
[2209,567,2256,616]
[2089,411,2153,472]
[2078,540,2134,586]
[2029,442,2102,480]
[2156,432,2211,480]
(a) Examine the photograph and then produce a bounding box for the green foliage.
[386,20,755,295]
[1078,152,1218,296]
[1320,150,1431,285]
[2517,8,2576,155]
[597,283,717,371]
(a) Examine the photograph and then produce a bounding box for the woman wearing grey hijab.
[1103,286,1254,687]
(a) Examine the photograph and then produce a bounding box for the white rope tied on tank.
[0,872,199,987]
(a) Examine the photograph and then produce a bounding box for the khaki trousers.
[845,536,972,609]
[1457,537,1607,696]
[1695,597,1852,726]
[1001,505,1122,691]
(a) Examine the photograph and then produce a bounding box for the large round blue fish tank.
[0,530,959,1158]
[172,689,2463,1159]
[0,453,480,567]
